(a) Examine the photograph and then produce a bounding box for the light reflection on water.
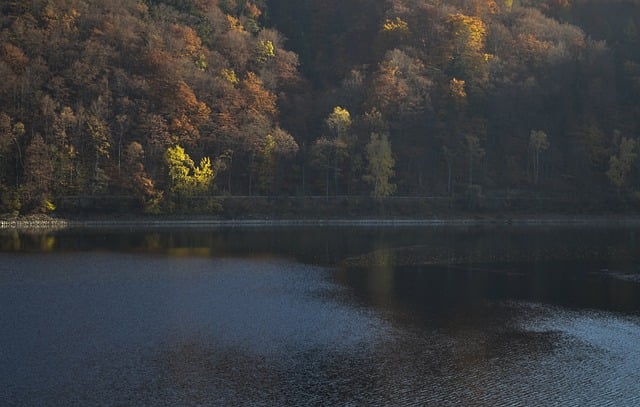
[0,253,390,405]
[1,226,640,405]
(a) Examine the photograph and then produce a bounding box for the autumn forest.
[1,0,640,215]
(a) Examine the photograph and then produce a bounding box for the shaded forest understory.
[1,0,640,215]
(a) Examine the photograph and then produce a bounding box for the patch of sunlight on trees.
[364,133,396,198]
[382,17,409,33]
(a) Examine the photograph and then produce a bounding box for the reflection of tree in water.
[0,231,56,251]
[0,231,21,251]
[366,246,395,305]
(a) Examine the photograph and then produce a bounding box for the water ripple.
[2,253,640,405]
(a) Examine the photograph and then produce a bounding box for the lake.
[1,224,640,405]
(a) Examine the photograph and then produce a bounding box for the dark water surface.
[1,225,640,405]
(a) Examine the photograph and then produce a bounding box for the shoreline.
[3,215,640,230]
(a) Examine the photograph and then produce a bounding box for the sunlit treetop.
[382,17,409,33]
[447,13,487,52]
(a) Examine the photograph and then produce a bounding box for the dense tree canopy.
[0,0,639,214]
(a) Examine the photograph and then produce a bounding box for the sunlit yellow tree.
[164,144,215,210]
[447,13,490,94]
[364,132,396,197]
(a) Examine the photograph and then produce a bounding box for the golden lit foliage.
[227,15,244,32]
[0,0,637,211]
[504,0,513,10]
[447,13,487,53]
[164,144,215,197]
[450,77,467,99]
[221,68,239,84]
[325,106,352,140]
[382,17,409,33]
[256,40,275,63]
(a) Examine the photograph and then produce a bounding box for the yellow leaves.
[450,77,467,99]
[328,106,351,126]
[165,144,193,186]
[227,15,244,32]
[447,13,491,87]
[382,17,409,33]
[196,54,207,71]
[256,40,275,63]
[504,0,514,11]
[193,157,214,190]
[325,106,352,140]
[448,13,487,52]
[221,68,239,84]
[164,144,215,197]
[44,199,56,213]
[263,133,276,153]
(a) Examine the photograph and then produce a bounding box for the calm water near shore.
[1,225,640,405]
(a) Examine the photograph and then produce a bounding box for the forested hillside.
[0,0,639,214]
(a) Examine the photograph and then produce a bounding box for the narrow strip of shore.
[2,216,640,230]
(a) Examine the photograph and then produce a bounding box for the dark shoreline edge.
[3,216,640,230]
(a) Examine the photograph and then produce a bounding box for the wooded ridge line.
[1,0,640,216]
